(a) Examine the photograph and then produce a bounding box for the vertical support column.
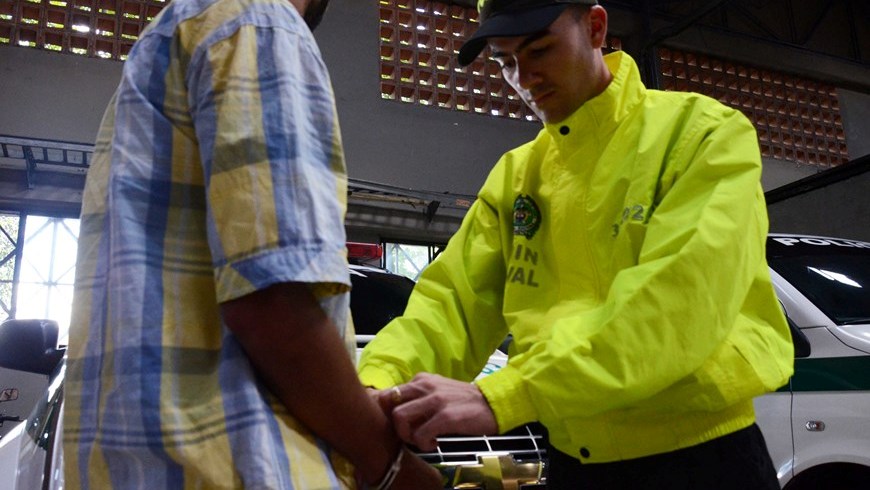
[7,212,27,320]
[639,0,662,90]
[23,145,36,190]
[11,212,26,319]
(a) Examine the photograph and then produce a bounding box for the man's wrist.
[358,444,405,490]
[372,445,405,490]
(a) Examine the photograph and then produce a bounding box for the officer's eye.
[495,57,515,70]
[527,42,550,58]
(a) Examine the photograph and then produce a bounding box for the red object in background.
[347,242,383,262]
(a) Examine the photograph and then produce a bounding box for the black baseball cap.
[458,0,598,66]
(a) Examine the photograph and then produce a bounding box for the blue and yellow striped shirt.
[64,0,353,487]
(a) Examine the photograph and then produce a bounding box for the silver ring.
[390,386,402,404]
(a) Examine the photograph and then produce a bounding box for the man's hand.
[378,373,498,451]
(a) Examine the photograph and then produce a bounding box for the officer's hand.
[383,373,498,452]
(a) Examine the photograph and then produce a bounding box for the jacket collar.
[542,51,646,156]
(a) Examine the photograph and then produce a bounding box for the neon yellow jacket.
[358,52,794,462]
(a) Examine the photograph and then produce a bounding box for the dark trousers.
[547,424,780,489]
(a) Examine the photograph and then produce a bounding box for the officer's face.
[489,6,609,124]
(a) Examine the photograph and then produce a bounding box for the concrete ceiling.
[449,0,869,91]
[613,0,869,66]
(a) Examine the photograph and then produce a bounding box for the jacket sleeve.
[357,190,511,389]
[477,104,783,432]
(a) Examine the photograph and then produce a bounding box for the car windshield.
[768,236,870,325]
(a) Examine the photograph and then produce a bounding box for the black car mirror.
[0,319,66,376]
[786,316,811,359]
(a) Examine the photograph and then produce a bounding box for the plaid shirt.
[64,0,353,488]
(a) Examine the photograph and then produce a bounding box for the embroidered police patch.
[513,194,541,239]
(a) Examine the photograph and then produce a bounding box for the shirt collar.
[542,51,646,156]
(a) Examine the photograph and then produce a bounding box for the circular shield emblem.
[513,194,541,239]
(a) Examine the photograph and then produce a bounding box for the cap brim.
[457,4,570,66]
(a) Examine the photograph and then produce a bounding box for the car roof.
[348,264,415,335]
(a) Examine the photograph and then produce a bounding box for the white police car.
[755,233,870,489]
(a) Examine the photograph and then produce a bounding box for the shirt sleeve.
[186,16,349,303]
[477,104,782,432]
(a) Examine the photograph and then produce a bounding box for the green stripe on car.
[785,356,870,392]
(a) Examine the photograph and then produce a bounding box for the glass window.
[379,0,621,122]
[659,47,849,168]
[383,241,443,281]
[14,216,79,343]
[768,237,870,325]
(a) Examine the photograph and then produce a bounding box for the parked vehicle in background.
[0,319,65,490]
[755,234,870,489]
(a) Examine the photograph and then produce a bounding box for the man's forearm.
[221,282,400,484]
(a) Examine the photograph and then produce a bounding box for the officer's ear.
[587,6,608,50]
